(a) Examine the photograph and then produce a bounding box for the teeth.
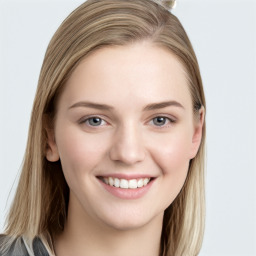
[101,177,151,189]
[109,177,114,186]
[114,178,120,188]
[143,178,150,186]
[103,177,109,185]
[129,179,137,189]
[120,179,129,188]
[137,179,143,188]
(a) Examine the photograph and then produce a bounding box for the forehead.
[60,42,192,110]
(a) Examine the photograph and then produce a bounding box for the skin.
[46,41,204,256]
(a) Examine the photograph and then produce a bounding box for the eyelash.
[149,116,175,128]
[79,115,176,129]
[80,116,108,127]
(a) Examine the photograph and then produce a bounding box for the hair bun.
[156,0,177,10]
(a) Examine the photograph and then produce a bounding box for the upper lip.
[96,173,157,179]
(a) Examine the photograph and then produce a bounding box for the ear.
[189,107,205,159]
[44,116,60,162]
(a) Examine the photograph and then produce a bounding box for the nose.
[109,123,146,165]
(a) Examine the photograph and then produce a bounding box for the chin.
[95,206,163,232]
[103,217,151,232]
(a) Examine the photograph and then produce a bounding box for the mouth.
[96,174,156,199]
[97,176,154,189]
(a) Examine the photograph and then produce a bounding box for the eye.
[83,117,107,127]
[150,116,174,127]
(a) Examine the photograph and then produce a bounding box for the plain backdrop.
[0,0,255,255]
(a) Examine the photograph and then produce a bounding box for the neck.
[54,193,163,256]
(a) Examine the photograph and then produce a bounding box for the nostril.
[109,147,146,164]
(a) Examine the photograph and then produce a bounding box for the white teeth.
[120,179,129,189]
[109,177,114,186]
[114,178,120,188]
[129,179,138,189]
[137,179,144,188]
[102,177,152,189]
[143,178,150,186]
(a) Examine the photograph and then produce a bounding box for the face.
[46,42,204,231]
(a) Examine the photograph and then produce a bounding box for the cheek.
[55,125,108,179]
[148,130,192,175]
[145,131,192,212]
[157,139,190,191]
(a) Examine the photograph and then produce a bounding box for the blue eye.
[86,117,104,126]
[151,116,173,127]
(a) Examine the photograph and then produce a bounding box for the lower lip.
[98,179,155,200]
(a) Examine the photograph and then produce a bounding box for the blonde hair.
[1,0,206,255]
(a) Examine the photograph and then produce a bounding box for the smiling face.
[46,41,203,231]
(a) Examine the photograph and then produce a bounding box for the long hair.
[1,0,206,255]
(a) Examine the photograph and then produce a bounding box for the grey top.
[0,236,49,256]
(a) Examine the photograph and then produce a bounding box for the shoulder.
[33,237,50,256]
[0,235,49,256]
[0,235,29,256]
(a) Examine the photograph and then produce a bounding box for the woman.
[0,0,206,255]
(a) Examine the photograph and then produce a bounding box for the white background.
[0,0,255,255]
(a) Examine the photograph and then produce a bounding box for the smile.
[97,175,155,199]
[99,177,151,189]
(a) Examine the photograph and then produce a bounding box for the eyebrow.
[69,101,114,111]
[143,100,185,111]
[68,100,184,111]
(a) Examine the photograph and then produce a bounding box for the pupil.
[154,117,166,126]
[89,117,101,126]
